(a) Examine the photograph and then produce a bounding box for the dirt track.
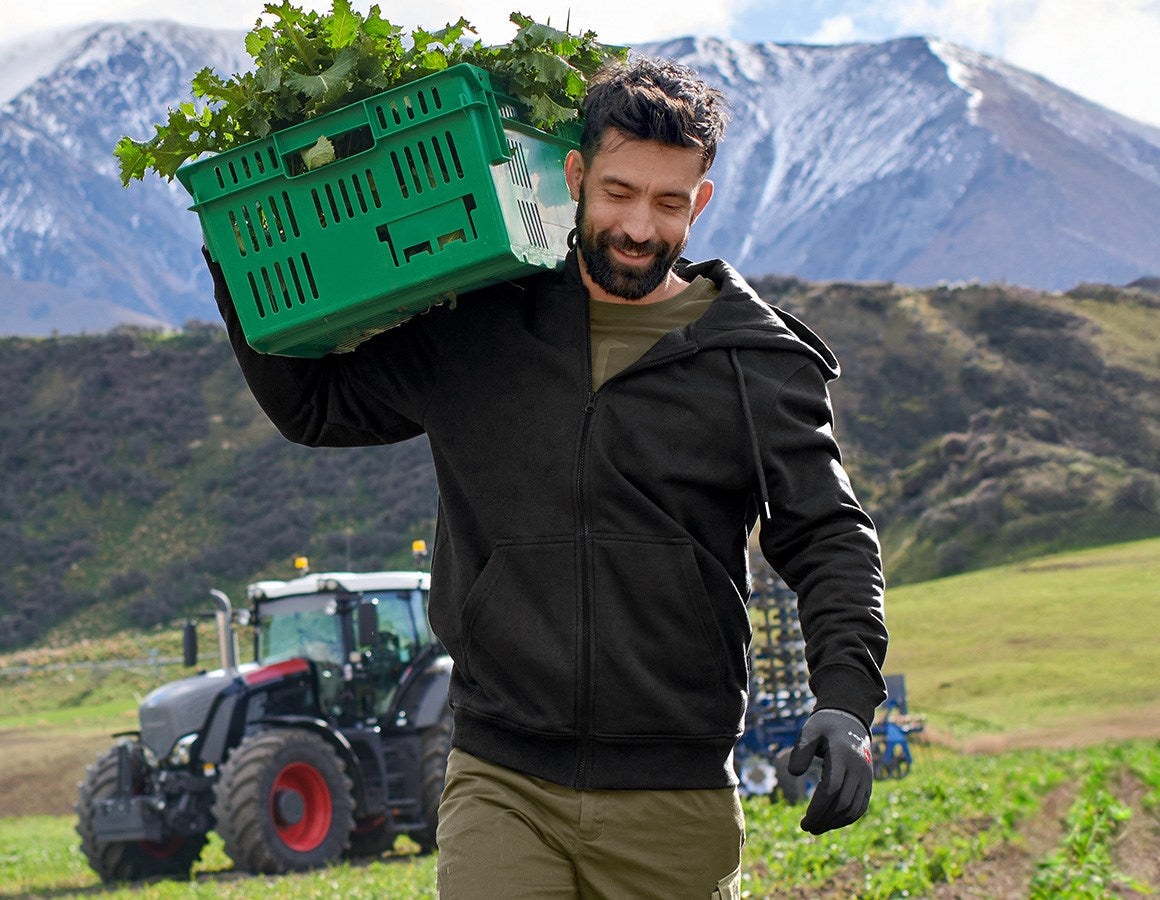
[0,728,115,818]
[924,701,1160,754]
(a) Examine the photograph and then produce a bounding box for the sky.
[1,0,1158,127]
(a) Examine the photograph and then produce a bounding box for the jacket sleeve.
[756,359,888,729]
[206,249,439,448]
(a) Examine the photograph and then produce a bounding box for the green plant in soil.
[1030,750,1151,898]
[115,0,626,185]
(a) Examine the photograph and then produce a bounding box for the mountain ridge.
[1,23,1158,336]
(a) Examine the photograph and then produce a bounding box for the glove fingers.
[787,739,819,776]
[799,755,874,834]
[799,755,844,833]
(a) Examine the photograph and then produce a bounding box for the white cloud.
[1005,0,1160,125]
[848,0,1160,126]
[0,1,750,47]
[808,14,861,45]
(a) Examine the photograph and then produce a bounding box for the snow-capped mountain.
[671,35,1160,288]
[0,22,248,334]
[1,23,1158,335]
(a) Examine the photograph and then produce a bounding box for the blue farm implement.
[737,572,922,801]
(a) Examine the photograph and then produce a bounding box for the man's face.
[565,131,714,303]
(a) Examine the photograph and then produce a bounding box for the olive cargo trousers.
[435,749,744,899]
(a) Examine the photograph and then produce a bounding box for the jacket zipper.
[575,388,597,788]
[573,331,699,787]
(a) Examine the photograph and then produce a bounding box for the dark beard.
[575,193,686,300]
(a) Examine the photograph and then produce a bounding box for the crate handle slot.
[375,195,479,268]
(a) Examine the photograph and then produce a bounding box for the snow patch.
[0,26,92,107]
[928,38,983,123]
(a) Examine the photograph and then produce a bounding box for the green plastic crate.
[177,64,577,357]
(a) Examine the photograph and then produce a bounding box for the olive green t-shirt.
[588,275,720,391]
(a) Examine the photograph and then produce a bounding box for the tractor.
[75,557,452,882]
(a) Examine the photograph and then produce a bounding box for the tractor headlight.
[168,732,200,767]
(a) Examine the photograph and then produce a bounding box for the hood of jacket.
[637,257,843,381]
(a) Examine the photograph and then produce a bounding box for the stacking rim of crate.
[177,64,578,358]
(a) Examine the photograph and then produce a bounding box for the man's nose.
[620,201,658,244]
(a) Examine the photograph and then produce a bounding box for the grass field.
[1,742,1156,897]
[882,537,1160,745]
[1,538,1157,897]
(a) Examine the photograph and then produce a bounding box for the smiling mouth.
[610,244,656,266]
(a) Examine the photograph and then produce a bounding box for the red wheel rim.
[271,761,333,851]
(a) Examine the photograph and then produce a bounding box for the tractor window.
[257,594,343,666]
[360,590,423,665]
[361,589,428,715]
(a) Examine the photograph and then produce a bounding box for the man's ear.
[565,150,584,201]
[691,179,714,224]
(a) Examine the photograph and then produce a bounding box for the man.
[210,57,887,898]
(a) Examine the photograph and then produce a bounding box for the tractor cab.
[246,570,436,723]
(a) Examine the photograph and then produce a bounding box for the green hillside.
[882,537,1160,742]
[2,279,1158,649]
[756,278,1160,582]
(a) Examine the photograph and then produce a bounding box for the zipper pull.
[584,391,597,414]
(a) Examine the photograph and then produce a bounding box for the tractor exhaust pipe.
[209,589,239,673]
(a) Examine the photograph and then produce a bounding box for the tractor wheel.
[213,729,354,874]
[773,747,822,804]
[75,740,207,882]
[411,703,454,852]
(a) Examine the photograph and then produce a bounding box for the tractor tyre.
[76,740,207,882]
[213,729,354,874]
[773,747,821,804]
[411,703,454,853]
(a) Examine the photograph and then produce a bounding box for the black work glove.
[788,708,874,835]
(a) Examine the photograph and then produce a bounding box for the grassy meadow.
[883,537,1160,744]
[1,538,1157,897]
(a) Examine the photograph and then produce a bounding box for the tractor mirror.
[357,601,378,647]
[182,620,198,667]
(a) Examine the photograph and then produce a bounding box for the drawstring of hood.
[730,348,772,521]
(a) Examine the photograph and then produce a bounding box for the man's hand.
[788,708,874,835]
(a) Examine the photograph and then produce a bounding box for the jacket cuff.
[809,664,887,731]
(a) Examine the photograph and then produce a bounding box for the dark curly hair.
[580,56,730,172]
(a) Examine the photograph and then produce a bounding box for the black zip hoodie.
[211,249,888,790]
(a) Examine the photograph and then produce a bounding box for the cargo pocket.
[712,864,742,900]
[458,539,578,734]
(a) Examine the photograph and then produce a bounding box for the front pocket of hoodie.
[590,537,741,738]
[458,540,577,735]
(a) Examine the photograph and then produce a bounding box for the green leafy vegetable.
[115,1,626,185]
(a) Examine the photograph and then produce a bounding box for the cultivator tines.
[740,569,921,796]
[748,573,811,706]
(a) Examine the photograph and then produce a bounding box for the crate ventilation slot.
[373,86,443,129]
[309,170,384,228]
[228,192,302,257]
[246,253,319,318]
[387,133,463,200]
[214,147,281,189]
